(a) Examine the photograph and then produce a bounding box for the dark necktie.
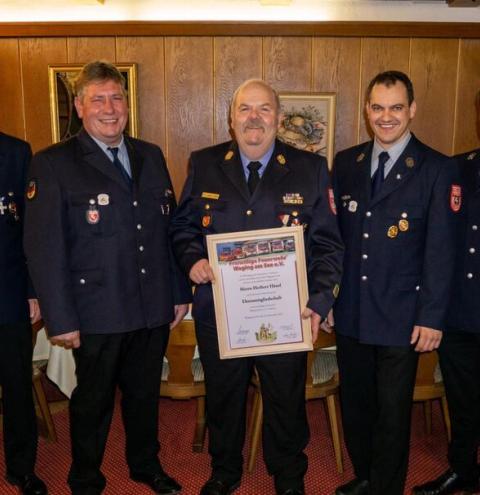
[371,151,390,198]
[247,161,262,195]
[108,147,132,186]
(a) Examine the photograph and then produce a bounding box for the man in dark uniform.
[170,79,343,495]
[23,61,191,495]
[412,92,480,495]
[332,71,459,495]
[0,131,47,495]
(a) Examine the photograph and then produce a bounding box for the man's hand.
[170,304,189,329]
[50,331,81,350]
[410,325,442,352]
[321,309,335,334]
[302,307,322,344]
[28,298,41,324]
[189,259,215,284]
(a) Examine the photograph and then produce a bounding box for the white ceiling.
[0,0,479,22]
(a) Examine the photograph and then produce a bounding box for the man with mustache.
[171,79,343,495]
[412,91,480,495]
[332,71,459,495]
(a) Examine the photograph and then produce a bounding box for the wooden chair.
[247,331,343,473]
[31,320,57,442]
[160,319,206,452]
[413,350,451,442]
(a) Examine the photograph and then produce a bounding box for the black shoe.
[412,469,480,495]
[335,478,369,495]
[6,473,48,495]
[199,478,240,495]
[277,489,305,495]
[131,470,182,494]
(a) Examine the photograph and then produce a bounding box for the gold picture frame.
[278,92,336,169]
[48,63,138,143]
[206,226,312,359]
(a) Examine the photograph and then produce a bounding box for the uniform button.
[140,268,146,274]
[401,212,408,219]
[366,211,372,217]
[139,245,144,252]
[362,254,368,259]
[467,273,473,279]
[415,285,420,291]
[472,225,478,231]
[469,247,476,254]
[361,275,368,281]
[363,233,369,239]
[79,278,86,285]
[137,223,142,230]
[133,200,138,207]
[205,204,211,210]
[246,209,253,216]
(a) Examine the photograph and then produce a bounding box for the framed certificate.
[206,226,312,359]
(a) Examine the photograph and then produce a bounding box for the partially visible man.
[332,71,459,495]
[171,79,343,495]
[24,61,191,495]
[412,91,480,495]
[0,131,47,495]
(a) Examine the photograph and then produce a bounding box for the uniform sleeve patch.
[26,179,37,200]
[450,184,462,213]
[328,187,337,215]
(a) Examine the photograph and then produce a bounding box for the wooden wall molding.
[0,21,479,38]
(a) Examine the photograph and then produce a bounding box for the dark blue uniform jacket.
[170,139,344,327]
[447,148,480,333]
[332,134,459,346]
[0,132,32,325]
[24,129,191,337]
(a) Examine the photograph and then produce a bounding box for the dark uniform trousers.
[0,321,37,478]
[68,325,169,494]
[336,335,418,495]
[435,149,480,483]
[0,132,37,479]
[332,135,458,495]
[438,331,480,482]
[171,139,344,492]
[196,322,308,491]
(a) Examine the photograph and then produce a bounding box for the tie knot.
[108,147,119,159]
[378,151,390,167]
[247,161,262,173]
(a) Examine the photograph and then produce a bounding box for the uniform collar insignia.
[405,157,415,168]
[468,152,477,161]
[276,154,286,165]
[356,152,365,163]
[224,150,234,161]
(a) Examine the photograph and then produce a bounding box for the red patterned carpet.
[0,397,449,494]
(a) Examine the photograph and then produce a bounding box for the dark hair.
[74,60,126,99]
[366,71,414,106]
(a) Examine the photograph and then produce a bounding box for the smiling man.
[171,79,343,495]
[331,71,460,495]
[23,61,191,495]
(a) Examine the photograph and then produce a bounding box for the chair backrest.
[413,350,444,401]
[305,331,338,397]
[160,319,205,400]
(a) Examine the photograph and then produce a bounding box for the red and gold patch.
[26,179,37,200]
[450,184,462,213]
[202,215,211,227]
[328,188,337,215]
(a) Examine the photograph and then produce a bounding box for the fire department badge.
[26,179,37,200]
[86,206,100,225]
[202,215,211,227]
[450,184,462,213]
[328,188,337,215]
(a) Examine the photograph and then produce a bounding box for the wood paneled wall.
[0,33,479,195]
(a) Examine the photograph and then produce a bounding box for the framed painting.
[278,92,336,168]
[48,63,138,143]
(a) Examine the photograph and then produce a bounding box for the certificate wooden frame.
[206,226,312,359]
